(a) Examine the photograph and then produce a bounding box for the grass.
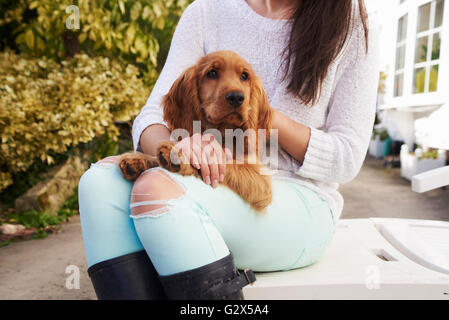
[0,187,79,247]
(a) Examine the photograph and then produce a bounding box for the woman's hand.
[174,133,232,188]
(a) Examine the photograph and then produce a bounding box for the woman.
[79,0,379,300]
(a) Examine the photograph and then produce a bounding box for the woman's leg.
[131,168,255,300]
[130,168,335,298]
[78,157,143,266]
[206,176,335,272]
[132,168,334,274]
[130,168,230,276]
[78,157,166,300]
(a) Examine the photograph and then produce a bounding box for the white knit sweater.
[132,0,380,220]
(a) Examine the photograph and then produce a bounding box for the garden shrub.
[0,51,148,192]
[0,0,191,85]
[0,0,192,202]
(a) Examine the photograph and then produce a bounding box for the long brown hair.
[282,0,369,105]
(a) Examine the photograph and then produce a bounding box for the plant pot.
[400,145,447,181]
[369,136,390,158]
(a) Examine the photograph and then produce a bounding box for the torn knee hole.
[131,202,170,217]
[130,169,185,217]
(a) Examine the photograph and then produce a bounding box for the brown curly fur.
[119,51,273,211]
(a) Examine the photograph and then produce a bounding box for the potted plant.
[400,145,447,181]
[369,128,391,158]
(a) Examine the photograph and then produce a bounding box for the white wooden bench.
[244,166,449,300]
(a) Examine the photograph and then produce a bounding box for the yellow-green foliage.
[0,0,190,85]
[0,51,148,192]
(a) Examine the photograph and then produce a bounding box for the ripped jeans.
[78,156,335,276]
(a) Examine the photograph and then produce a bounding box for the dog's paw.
[156,141,201,177]
[157,141,181,172]
[118,153,158,181]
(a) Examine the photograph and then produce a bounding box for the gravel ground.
[0,157,448,300]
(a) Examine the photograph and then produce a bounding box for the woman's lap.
[155,169,335,272]
[78,162,335,274]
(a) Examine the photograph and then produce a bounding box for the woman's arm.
[139,124,171,156]
[271,109,311,163]
[280,19,380,184]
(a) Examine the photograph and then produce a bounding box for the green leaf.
[126,25,136,43]
[78,32,87,43]
[142,6,151,19]
[130,2,142,21]
[29,1,40,10]
[153,3,162,17]
[118,1,125,14]
[25,29,35,48]
[36,37,45,51]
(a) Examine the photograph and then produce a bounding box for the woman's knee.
[78,157,134,215]
[130,169,185,217]
[79,156,121,192]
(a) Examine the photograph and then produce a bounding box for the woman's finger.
[210,141,226,183]
[191,141,202,170]
[224,147,233,162]
[204,144,220,188]
[199,148,211,185]
[190,151,200,169]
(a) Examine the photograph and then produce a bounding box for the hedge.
[0,51,148,192]
[0,0,190,85]
[0,0,192,197]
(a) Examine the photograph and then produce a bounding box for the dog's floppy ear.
[162,65,200,134]
[249,76,272,136]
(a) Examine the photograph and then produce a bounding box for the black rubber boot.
[88,250,167,300]
[158,253,256,300]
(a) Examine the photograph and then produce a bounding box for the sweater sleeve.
[132,0,205,151]
[297,17,380,184]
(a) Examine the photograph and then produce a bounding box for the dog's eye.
[207,69,219,79]
[240,72,249,81]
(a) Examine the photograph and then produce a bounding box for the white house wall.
[376,0,449,150]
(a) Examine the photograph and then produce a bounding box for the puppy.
[119,51,273,211]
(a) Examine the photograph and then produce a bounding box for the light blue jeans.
[78,161,335,276]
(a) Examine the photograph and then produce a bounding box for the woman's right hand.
[173,133,232,188]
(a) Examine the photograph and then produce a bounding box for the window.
[413,0,444,94]
[394,14,408,97]
[393,0,445,99]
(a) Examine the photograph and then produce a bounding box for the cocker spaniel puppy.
[119,51,273,211]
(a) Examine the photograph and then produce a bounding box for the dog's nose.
[225,91,244,108]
